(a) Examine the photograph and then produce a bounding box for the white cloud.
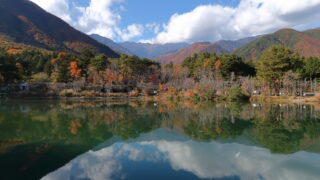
[30,0,320,43]
[41,140,320,180]
[31,0,72,23]
[73,0,123,39]
[154,141,320,180]
[146,23,161,34]
[153,0,320,43]
[30,0,144,41]
[115,24,145,41]
[138,39,153,44]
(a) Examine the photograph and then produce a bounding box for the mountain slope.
[217,36,259,52]
[119,42,189,59]
[304,28,320,40]
[156,42,227,64]
[0,0,118,57]
[90,34,132,55]
[156,37,257,64]
[235,28,320,61]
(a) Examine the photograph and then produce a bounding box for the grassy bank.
[250,94,320,104]
[3,86,320,105]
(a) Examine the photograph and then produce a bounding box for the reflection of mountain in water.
[1,101,320,179]
[42,129,320,180]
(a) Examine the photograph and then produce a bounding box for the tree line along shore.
[1,45,320,102]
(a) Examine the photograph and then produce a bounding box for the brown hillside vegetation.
[0,0,119,57]
[294,32,320,57]
[0,34,48,53]
[156,37,257,64]
[235,28,320,61]
[156,42,227,64]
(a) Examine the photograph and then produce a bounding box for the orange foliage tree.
[215,60,222,69]
[15,62,24,75]
[103,69,124,83]
[51,52,68,64]
[69,61,82,78]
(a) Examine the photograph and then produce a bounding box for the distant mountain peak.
[276,28,297,32]
[90,34,132,55]
[193,42,212,45]
[119,42,189,59]
[273,28,300,37]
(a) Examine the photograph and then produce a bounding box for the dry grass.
[59,89,77,97]
[183,90,196,99]
[250,93,320,104]
[129,89,139,97]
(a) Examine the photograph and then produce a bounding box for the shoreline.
[250,95,320,104]
[2,93,320,105]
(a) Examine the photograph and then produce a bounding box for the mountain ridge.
[0,0,119,57]
[234,28,320,61]
[156,36,258,64]
[90,34,133,55]
[119,41,189,59]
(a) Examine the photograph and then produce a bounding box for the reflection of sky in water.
[42,130,320,180]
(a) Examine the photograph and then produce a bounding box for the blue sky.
[31,0,320,43]
[118,0,240,25]
[118,0,240,41]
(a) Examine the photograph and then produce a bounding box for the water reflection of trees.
[1,101,320,154]
[251,104,320,153]
[0,101,153,147]
[159,102,320,154]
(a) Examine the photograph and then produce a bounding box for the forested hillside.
[0,0,118,57]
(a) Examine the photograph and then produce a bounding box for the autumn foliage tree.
[69,61,82,78]
[103,69,123,83]
[51,52,74,82]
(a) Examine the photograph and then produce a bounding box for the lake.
[1,100,320,180]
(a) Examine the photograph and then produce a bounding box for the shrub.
[31,72,50,82]
[227,85,250,102]
[167,87,177,95]
[129,89,139,97]
[159,84,166,92]
[59,89,77,97]
[165,88,178,101]
[198,88,215,101]
[183,90,196,99]
[80,90,100,97]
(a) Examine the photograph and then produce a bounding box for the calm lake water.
[1,100,320,180]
